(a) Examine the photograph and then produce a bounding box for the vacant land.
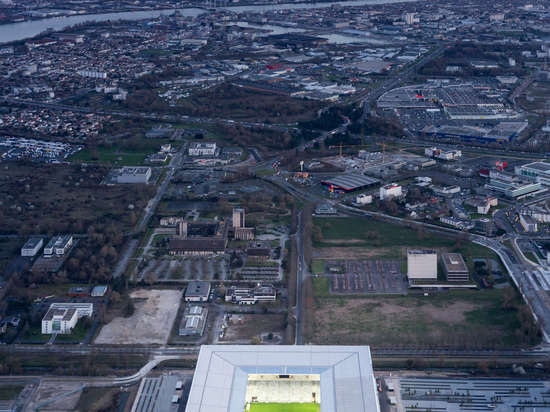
[25,381,83,412]
[305,217,538,348]
[178,83,323,123]
[313,217,499,270]
[95,289,181,344]
[249,403,320,412]
[0,163,154,236]
[307,284,535,349]
[70,146,151,165]
[222,314,287,344]
[74,387,122,412]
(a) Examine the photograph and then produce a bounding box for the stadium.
[185,345,380,412]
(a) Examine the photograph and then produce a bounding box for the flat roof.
[408,249,436,255]
[185,281,211,297]
[441,253,468,272]
[321,174,379,191]
[523,161,550,173]
[186,345,380,412]
[22,237,43,249]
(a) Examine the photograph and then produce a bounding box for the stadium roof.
[185,345,380,412]
[321,174,379,192]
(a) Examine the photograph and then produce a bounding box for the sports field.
[249,403,320,412]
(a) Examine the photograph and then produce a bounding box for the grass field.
[307,281,538,349]
[70,146,152,165]
[313,217,500,270]
[249,403,320,412]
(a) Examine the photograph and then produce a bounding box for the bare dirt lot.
[25,381,83,412]
[95,289,182,344]
[221,314,287,344]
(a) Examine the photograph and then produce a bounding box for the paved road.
[295,211,305,345]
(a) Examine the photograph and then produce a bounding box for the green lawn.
[314,217,456,249]
[308,287,539,348]
[70,146,151,165]
[249,403,320,412]
[311,259,325,275]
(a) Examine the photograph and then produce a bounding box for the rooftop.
[186,345,379,412]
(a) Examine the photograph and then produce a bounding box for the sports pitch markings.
[249,403,320,412]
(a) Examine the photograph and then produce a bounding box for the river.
[0,0,421,45]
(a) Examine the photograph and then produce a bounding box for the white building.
[41,303,93,334]
[424,147,462,161]
[116,167,151,184]
[355,194,373,205]
[188,142,217,157]
[432,185,461,196]
[186,345,380,412]
[43,235,73,256]
[179,305,208,336]
[380,183,402,200]
[403,12,419,25]
[520,214,538,233]
[225,284,277,305]
[21,237,43,257]
[407,249,437,282]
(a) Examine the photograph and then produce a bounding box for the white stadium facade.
[185,345,380,412]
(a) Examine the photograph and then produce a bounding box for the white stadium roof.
[185,345,380,412]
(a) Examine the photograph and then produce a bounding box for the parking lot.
[325,259,407,294]
[138,255,230,283]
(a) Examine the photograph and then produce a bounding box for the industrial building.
[185,345,380,412]
[184,281,211,302]
[115,166,151,184]
[407,249,437,282]
[441,253,469,282]
[21,237,43,257]
[321,174,379,193]
[43,235,73,256]
[132,374,186,412]
[179,305,208,336]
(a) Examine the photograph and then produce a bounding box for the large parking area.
[138,255,230,283]
[324,259,407,294]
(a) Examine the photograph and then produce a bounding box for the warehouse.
[321,173,379,193]
[407,249,437,283]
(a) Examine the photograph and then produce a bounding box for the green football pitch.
[248,403,320,412]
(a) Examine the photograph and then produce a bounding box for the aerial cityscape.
[0,0,550,410]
